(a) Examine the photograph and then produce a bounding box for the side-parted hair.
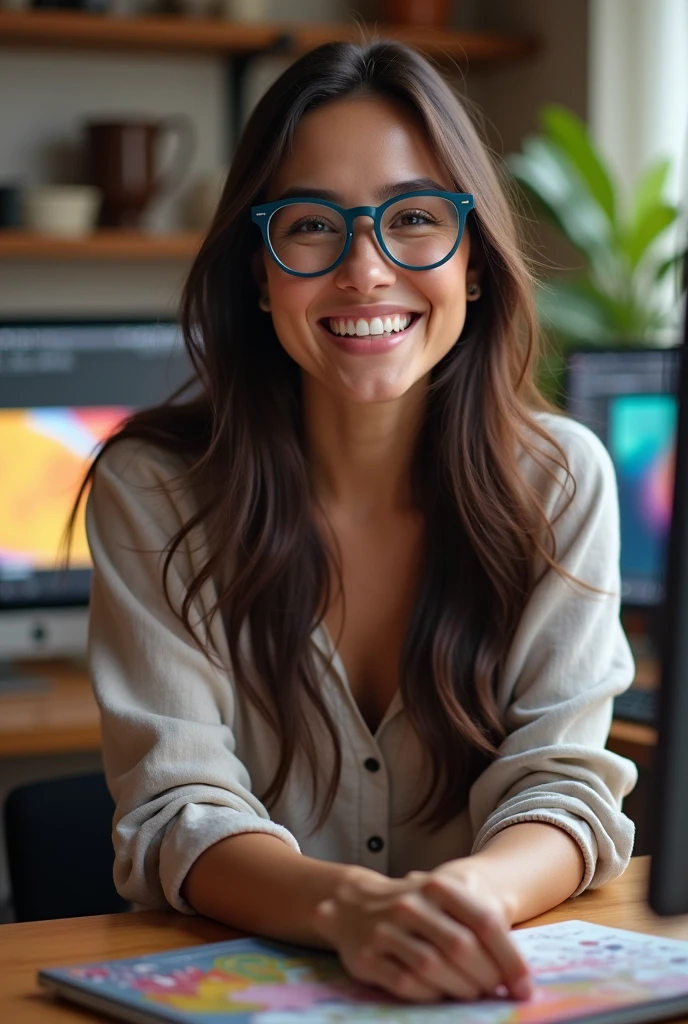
[71,40,575,830]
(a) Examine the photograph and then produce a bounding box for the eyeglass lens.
[267,196,460,274]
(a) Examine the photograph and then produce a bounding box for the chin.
[334,368,423,405]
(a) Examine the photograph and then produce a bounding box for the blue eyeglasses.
[251,189,474,278]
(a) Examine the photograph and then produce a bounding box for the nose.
[332,213,397,292]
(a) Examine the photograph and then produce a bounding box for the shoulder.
[89,437,199,542]
[522,411,617,518]
[94,436,191,491]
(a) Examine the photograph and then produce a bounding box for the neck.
[303,375,428,520]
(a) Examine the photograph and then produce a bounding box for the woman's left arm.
[451,418,639,917]
[438,820,585,924]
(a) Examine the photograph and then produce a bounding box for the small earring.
[466,282,482,301]
[258,294,271,312]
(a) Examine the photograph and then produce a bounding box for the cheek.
[265,267,324,366]
[420,267,467,339]
[266,265,316,321]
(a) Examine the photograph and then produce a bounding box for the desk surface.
[1,857,687,1023]
[0,661,100,758]
[0,659,659,762]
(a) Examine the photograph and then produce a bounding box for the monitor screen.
[0,321,192,614]
[565,348,680,607]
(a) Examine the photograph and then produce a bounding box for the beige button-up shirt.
[86,412,637,915]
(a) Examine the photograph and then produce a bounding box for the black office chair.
[4,771,129,922]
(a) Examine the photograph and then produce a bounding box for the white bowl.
[22,186,102,237]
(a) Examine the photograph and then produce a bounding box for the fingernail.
[513,978,533,1001]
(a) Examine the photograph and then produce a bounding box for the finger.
[371,921,481,1001]
[356,942,442,1004]
[390,893,501,994]
[411,901,502,993]
[423,878,532,999]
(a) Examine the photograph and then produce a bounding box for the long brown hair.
[71,40,575,830]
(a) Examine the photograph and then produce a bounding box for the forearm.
[440,822,586,925]
[181,832,370,946]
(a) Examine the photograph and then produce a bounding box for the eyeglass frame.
[250,189,475,278]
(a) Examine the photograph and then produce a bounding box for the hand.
[312,864,533,1004]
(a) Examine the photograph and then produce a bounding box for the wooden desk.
[0,661,100,758]
[0,857,686,1023]
[0,658,659,763]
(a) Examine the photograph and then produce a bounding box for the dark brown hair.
[71,40,574,830]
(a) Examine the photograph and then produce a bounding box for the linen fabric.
[86,412,638,914]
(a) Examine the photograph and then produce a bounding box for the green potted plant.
[507,105,686,403]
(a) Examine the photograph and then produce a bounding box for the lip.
[318,313,421,356]
[318,304,422,319]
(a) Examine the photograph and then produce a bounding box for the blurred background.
[0,0,686,925]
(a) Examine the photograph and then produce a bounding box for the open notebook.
[38,920,688,1024]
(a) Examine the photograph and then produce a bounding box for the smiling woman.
[71,39,637,1007]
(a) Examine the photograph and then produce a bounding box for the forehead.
[268,94,453,202]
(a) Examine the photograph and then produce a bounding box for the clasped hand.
[313,863,533,1005]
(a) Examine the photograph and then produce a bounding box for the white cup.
[22,186,102,237]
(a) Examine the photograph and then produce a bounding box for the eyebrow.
[274,177,449,204]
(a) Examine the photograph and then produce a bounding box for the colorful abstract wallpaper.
[608,393,677,581]
[0,406,128,574]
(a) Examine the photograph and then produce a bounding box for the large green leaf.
[507,137,616,278]
[535,279,617,344]
[656,248,688,285]
[622,203,679,269]
[633,158,671,226]
[540,104,617,226]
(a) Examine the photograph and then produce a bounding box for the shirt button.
[367,835,384,853]
[364,757,380,772]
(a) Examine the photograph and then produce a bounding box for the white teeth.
[327,314,415,337]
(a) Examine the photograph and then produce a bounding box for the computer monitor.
[565,348,679,609]
[0,320,191,668]
[649,305,688,915]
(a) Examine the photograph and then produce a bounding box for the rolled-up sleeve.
[86,441,300,915]
[468,416,638,895]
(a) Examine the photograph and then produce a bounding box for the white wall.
[589,0,688,205]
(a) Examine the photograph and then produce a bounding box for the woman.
[82,40,637,1005]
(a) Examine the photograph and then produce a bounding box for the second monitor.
[565,347,679,610]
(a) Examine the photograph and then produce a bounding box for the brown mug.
[85,118,196,228]
[378,0,450,27]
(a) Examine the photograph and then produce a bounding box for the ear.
[251,249,271,312]
[251,248,267,288]
[465,222,487,291]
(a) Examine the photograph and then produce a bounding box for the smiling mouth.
[321,313,419,338]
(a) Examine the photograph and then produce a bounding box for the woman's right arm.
[87,441,303,913]
[183,831,359,944]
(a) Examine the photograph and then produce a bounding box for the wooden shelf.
[0,11,537,66]
[0,229,202,260]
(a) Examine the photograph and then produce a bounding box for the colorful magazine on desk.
[38,919,688,1024]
